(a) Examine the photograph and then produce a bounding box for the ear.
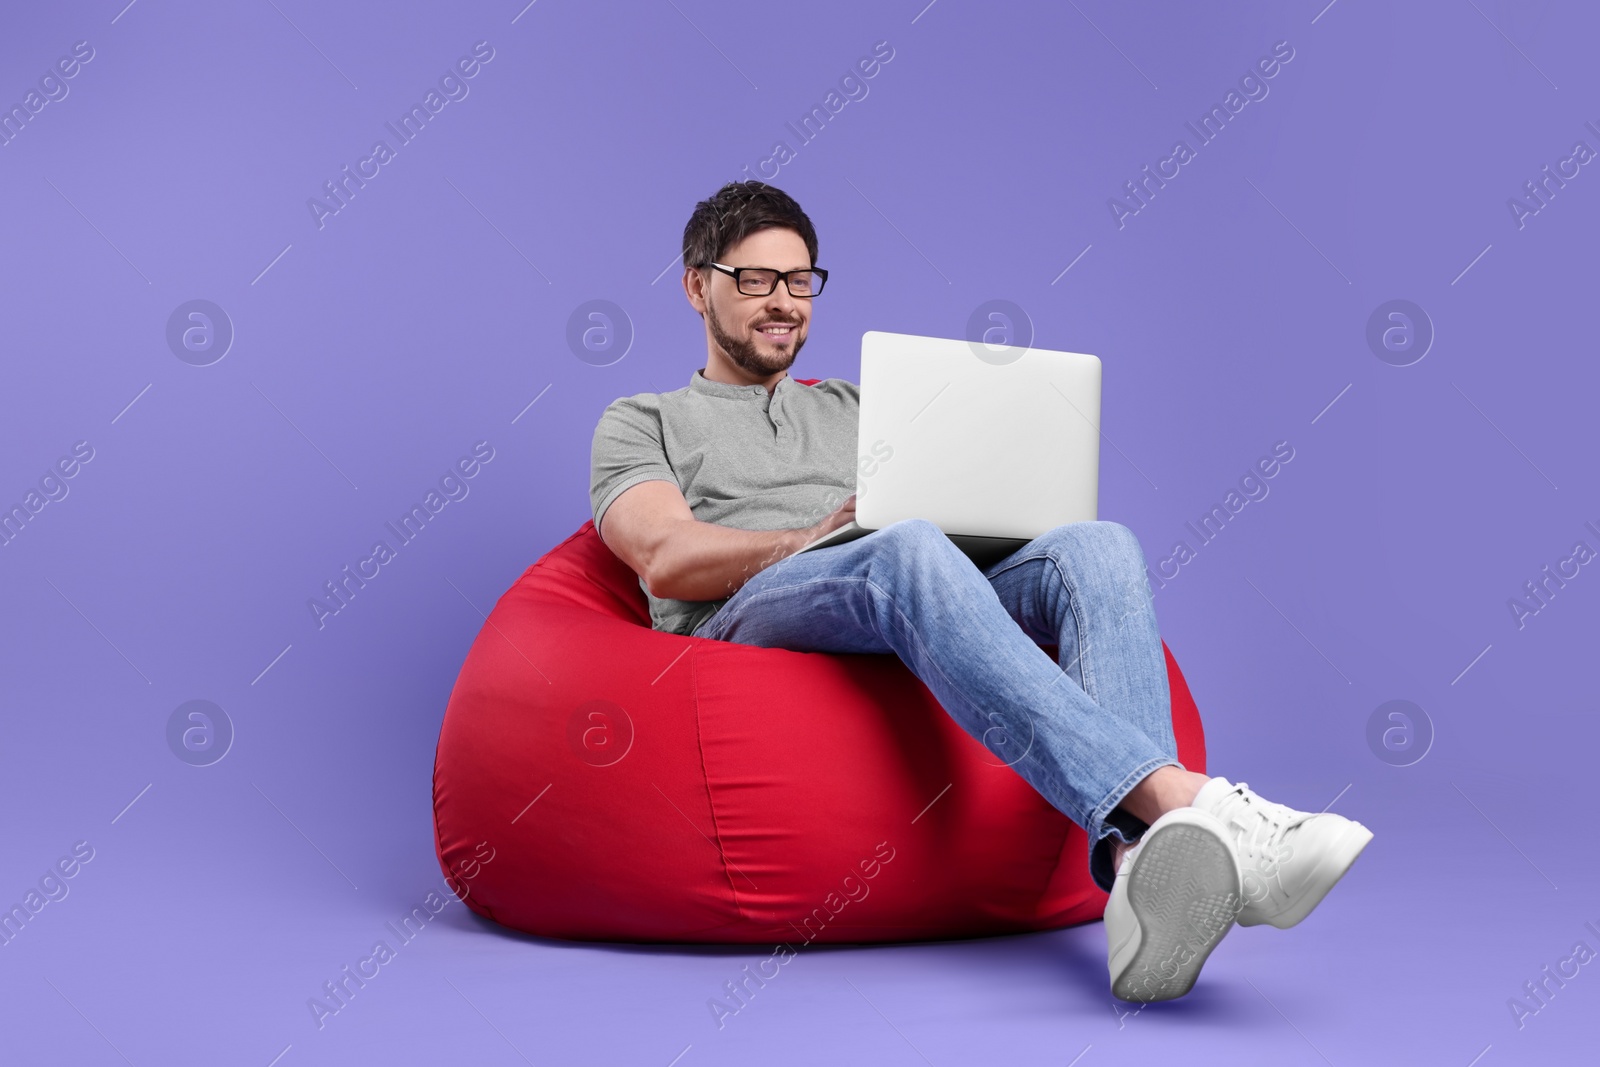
[682,265,708,316]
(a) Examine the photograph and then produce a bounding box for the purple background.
[3,0,1596,1063]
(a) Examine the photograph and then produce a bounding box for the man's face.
[694,227,813,378]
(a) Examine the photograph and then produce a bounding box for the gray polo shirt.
[590,367,859,636]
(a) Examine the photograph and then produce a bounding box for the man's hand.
[600,482,858,603]
[801,492,856,545]
[747,493,856,580]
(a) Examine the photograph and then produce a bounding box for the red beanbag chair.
[432,521,1206,944]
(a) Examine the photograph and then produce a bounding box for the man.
[589,181,1372,1002]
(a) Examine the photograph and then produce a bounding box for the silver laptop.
[794,329,1102,567]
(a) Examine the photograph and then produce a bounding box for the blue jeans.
[691,518,1185,894]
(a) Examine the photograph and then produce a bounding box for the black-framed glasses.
[704,262,829,297]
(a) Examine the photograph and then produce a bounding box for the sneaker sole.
[1240,821,1374,929]
[1110,821,1242,1003]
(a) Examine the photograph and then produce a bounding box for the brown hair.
[681,181,819,276]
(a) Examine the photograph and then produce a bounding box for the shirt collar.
[689,368,788,400]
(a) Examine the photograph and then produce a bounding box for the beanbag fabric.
[433,519,1206,944]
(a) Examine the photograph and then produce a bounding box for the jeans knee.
[877,517,946,548]
[868,518,962,576]
[1098,520,1143,557]
[1045,521,1147,571]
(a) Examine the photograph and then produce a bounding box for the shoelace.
[1214,782,1298,872]
[1216,781,1289,828]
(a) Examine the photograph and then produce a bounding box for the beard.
[706,292,806,378]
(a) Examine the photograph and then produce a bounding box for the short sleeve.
[590,396,679,536]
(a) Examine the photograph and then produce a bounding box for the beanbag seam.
[1030,817,1074,918]
[556,522,658,626]
[688,641,751,922]
[430,738,503,927]
[1030,642,1074,916]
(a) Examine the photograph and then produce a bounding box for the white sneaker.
[1104,806,1242,1003]
[1193,776,1374,929]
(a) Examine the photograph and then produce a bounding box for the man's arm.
[598,480,856,602]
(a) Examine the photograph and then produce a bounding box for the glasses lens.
[737,269,778,295]
[787,271,823,296]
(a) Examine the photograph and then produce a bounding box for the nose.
[764,285,800,319]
